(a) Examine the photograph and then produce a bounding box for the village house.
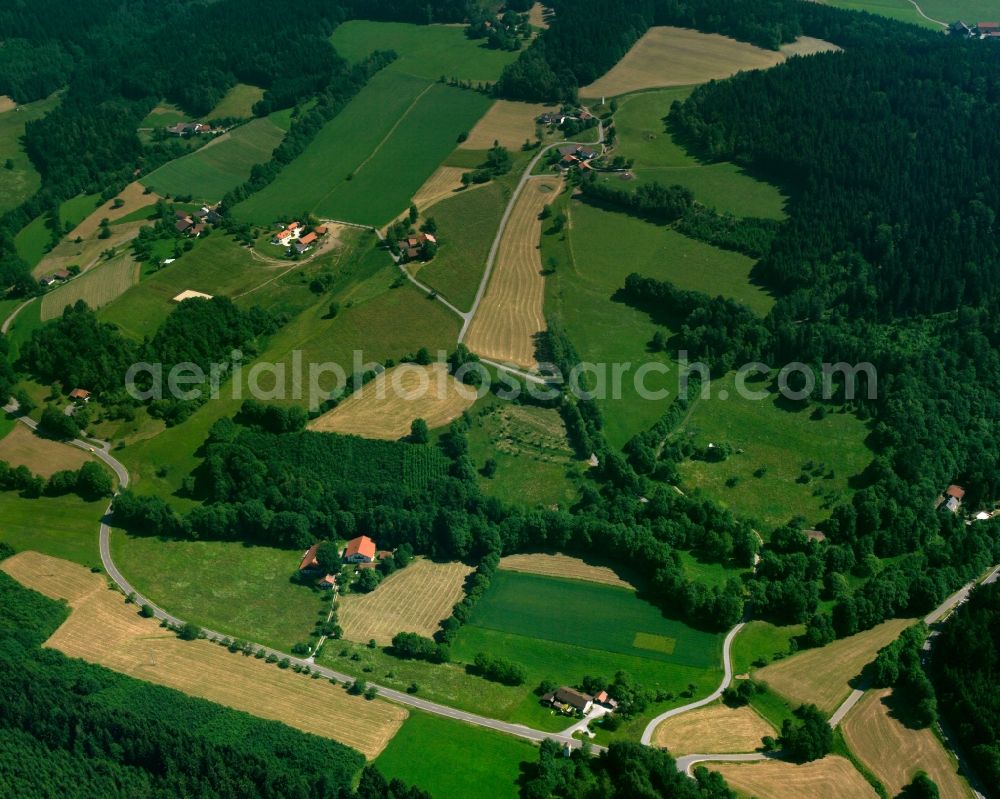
[344,535,377,564]
[69,388,91,402]
[542,687,594,715]
[977,21,1000,38]
[317,573,337,590]
[166,122,213,136]
[272,221,304,245]
[538,111,567,125]
[175,217,193,234]
[294,232,317,254]
[52,269,71,281]
[298,543,322,573]
[395,231,436,262]
[593,691,618,710]
[944,484,965,513]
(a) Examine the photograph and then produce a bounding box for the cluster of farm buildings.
[297,535,391,588]
[174,205,221,237]
[541,686,618,716]
[38,268,74,288]
[271,221,329,254]
[165,121,225,136]
[555,143,601,172]
[949,21,1000,39]
[395,231,437,262]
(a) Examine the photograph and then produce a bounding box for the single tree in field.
[408,203,418,224]
[900,772,939,799]
[178,622,201,641]
[315,541,341,575]
[409,418,429,444]
[355,568,381,593]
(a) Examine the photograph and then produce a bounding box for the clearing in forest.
[581,27,786,98]
[461,100,551,150]
[41,252,140,321]
[308,363,477,441]
[499,553,634,590]
[528,3,551,29]
[755,618,915,713]
[711,755,877,799]
[654,701,775,754]
[0,552,407,759]
[842,688,974,798]
[464,178,559,369]
[0,425,97,478]
[337,558,474,645]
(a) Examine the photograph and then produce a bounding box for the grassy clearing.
[611,88,787,219]
[581,27,786,99]
[676,371,874,528]
[464,395,581,507]
[677,550,746,590]
[308,363,476,440]
[2,551,407,758]
[14,213,52,268]
[711,755,878,799]
[208,84,265,118]
[731,620,803,675]
[654,701,775,754]
[462,100,551,150]
[411,180,505,311]
[819,0,942,27]
[919,0,994,23]
[59,193,103,230]
[338,558,474,645]
[140,117,285,201]
[376,711,533,799]
[111,532,331,652]
[0,424,98,477]
[0,93,59,214]
[240,77,491,226]
[465,178,560,368]
[0,492,105,568]
[499,553,635,589]
[330,20,518,82]
[755,618,916,713]
[842,688,974,798]
[140,103,186,128]
[40,252,139,320]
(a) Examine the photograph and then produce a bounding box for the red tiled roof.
[345,535,376,560]
[299,543,320,571]
[946,485,965,500]
[314,226,327,235]
[69,388,91,399]
[275,230,292,241]
[298,232,317,246]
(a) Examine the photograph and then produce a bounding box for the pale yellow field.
[1,552,407,759]
[461,100,552,150]
[843,689,973,799]
[308,363,477,440]
[41,252,140,321]
[528,3,551,29]
[33,220,145,278]
[338,557,474,645]
[68,182,161,240]
[411,166,478,210]
[755,618,915,713]
[500,553,634,589]
[581,27,787,98]
[780,36,842,57]
[654,702,775,755]
[0,424,96,477]
[712,756,877,799]
[464,178,559,368]
[0,96,16,114]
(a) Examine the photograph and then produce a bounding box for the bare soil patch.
[0,96,16,114]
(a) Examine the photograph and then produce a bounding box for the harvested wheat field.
[411,166,479,210]
[842,689,973,799]
[780,36,842,57]
[32,220,145,278]
[755,618,915,713]
[338,557,474,645]
[308,363,477,440]
[68,182,160,240]
[41,252,140,320]
[464,178,559,368]
[461,100,551,150]
[1,552,407,759]
[581,27,787,98]
[0,96,16,114]
[528,3,551,29]
[711,756,877,799]
[0,424,97,477]
[654,702,775,755]
[500,553,634,589]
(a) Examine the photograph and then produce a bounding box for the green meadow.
[731,620,803,675]
[0,93,59,214]
[234,73,491,226]
[14,213,51,268]
[0,491,107,569]
[376,712,533,799]
[450,571,723,694]
[676,371,874,529]
[59,192,101,229]
[919,0,994,22]
[821,0,942,28]
[208,83,265,119]
[140,116,285,201]
[331,20,518,83]
[140,103,186,128]
[611,88,787,219]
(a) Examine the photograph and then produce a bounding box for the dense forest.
[930,582,1000,788]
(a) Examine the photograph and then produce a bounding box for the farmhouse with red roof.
[344,535,377,563]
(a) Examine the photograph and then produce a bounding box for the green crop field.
[14,213,52,268]
[450,571,723,693]
[140,116,285,201]
[111,532,328,651]
[234,73,491,226]
[331,20,518,82]
[376,712,534,799]
[546,196,772,447]
[0,93,59,214]
[412,182,505,311]
[820,0,943,28]
[0,492,106,569]
[919,0,995,22]
[676,371,874,528]
[610,89,788,219]
[208,83,265,118]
